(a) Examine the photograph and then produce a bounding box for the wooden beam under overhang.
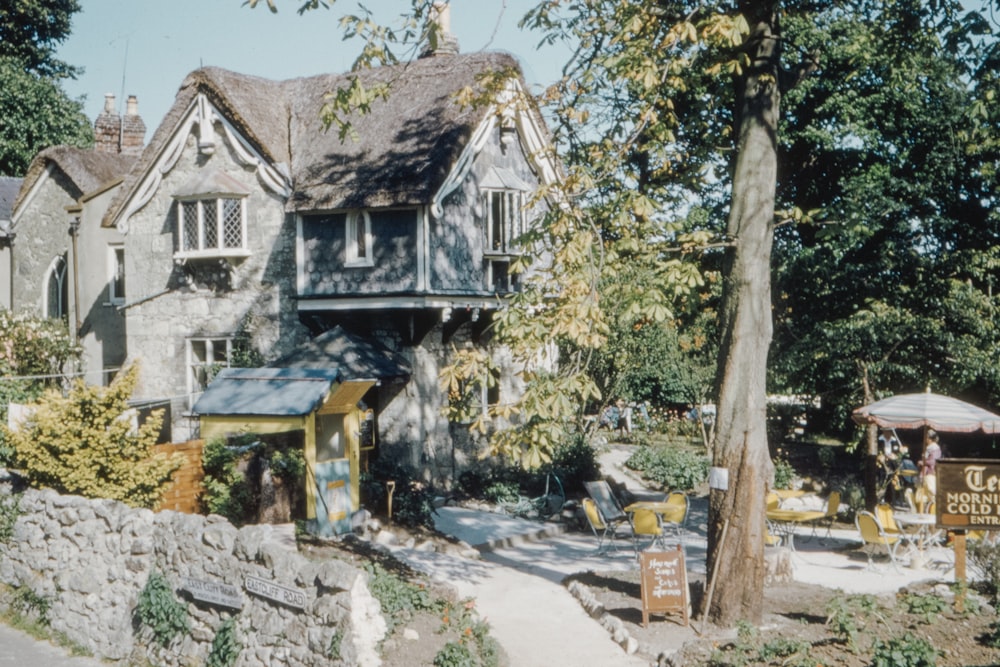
[199,414,309,439]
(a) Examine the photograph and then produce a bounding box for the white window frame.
[42,254,68,319]
[186,337,232,408]
[484,189,525,255]
[175,197,249,260]
[108,244,126,305]
[345,210,373,267]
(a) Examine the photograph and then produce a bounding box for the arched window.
[43,254,68,319]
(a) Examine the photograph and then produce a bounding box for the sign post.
[639,545,689,627]
[936,458,1000,604]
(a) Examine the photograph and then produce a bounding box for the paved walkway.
[0,624,103,666]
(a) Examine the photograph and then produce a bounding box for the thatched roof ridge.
[103,51,526,226]
[13,146,135,214]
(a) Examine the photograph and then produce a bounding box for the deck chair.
[856,510,902,572]
[630,508,665,554]
[583,480,629,526]
[582,498,629,553]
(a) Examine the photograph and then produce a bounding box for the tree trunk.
[702,1,781,627]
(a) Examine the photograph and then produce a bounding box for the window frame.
[108,244,126,305]
[484,189,525,256]
[43,254,68,319]
[175,197,249,261]
[186,336,233,408]
[345,210,373,267]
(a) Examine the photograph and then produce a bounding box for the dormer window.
[480,166,532,258]
[173,170,251,261]
[485,190,524,255]
[345,210,373,267]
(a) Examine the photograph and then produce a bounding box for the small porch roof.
[193,367,341,417]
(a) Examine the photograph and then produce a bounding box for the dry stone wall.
[0,481,386,666]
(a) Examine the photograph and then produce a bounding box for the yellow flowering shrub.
[3,363,184,509]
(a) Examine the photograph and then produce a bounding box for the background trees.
[0,0,91,175]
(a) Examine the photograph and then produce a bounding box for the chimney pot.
[422,1,459,57]
[103,93,116,115]
[126,95,139,116]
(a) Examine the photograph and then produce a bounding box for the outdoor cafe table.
[893,511,940,551]
[623,501,686,525]
[765,507,825,550]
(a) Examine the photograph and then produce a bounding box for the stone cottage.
[5,94,145,385]
[94,33,560,487]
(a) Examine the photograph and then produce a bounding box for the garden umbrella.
[852,391,1000,434]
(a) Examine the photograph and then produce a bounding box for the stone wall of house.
[0,482,386,666]
[10,169,77,314]
[123,123,309,441]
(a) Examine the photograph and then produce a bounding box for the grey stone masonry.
[0,483,387,666]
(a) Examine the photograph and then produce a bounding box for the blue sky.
[56,0,568,134]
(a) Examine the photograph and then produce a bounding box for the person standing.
[920,429,943,496]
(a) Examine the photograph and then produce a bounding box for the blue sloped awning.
[193,367,341,417]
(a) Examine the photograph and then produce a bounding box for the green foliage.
[327,629,343,659]
[0,0,81,77]
[435,599,500,667]
[986,619,1000,649]
[0,57,92,176]
[967,539,1000,604]
[757,636,812,667]
[200,437,257,526]
[868,632,937,667]
[135,572,188,648]
[825,594,883,653]
[3,363,183,508]
[206,616,241,667]
[0,492,20,543]
[772,455,795,490]
[361,458,436,529]
[200,435,306,526]
[364,562,440,633]
[11,586,50,626]
[897,592,947,624]
[624,445,709,491]
[0,310,81,421]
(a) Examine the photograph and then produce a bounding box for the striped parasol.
[852,391,1000,434]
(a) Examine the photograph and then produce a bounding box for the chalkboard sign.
[639,546,689,627]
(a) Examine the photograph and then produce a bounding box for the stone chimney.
[120,95,146,156]
[93,93,146,155]
[421,2,459,58]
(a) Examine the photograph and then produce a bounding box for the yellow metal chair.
[630,508,665,554]
[856,510,902,572]
[582,498,629,553]
[660,491,689,545]
[875,502,905,538]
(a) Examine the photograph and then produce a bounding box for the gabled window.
[187,337,232,408]
[173,170,251,261]
[177,198,246,257]
[43,254,68,319]
[108,244,125,305]
[345,210,373,267]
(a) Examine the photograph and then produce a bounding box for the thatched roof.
[104,51,527,224]
[13,146,135,214]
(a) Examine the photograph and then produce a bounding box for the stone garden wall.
[0,481,387,666]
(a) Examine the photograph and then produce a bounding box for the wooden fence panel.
[154,439,205,514]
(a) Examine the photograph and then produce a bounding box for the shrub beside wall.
[0,483,386,666]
